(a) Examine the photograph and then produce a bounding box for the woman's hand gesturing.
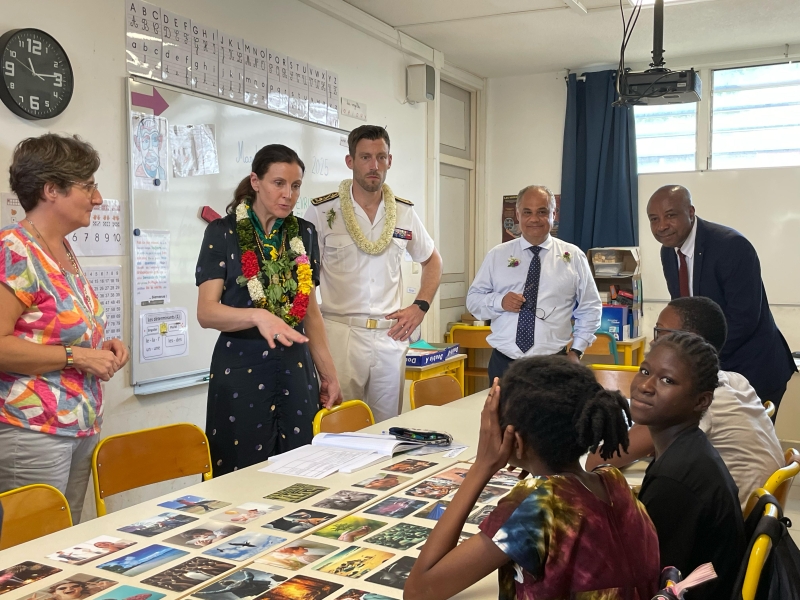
[252,309,309,349]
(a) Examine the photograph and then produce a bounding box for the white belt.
[325,315,396,330]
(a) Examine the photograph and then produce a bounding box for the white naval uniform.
[304,186,435,423]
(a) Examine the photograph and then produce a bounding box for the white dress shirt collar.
[519,234,553,253]
[676,217,698,259]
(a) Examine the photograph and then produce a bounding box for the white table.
[0,391,645,600]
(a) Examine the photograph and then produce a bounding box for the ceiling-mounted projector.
[617,0,702,106]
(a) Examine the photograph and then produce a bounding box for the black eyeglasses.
[653,326,683,340]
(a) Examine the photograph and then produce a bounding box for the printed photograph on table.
[364,556,416,591]
[96,545,189,577]
[488,468,523,488]
[364,497,427,519]
[190,567,288,600]
[334,590,394,600]
[352,473,410,491]
[202,533,287,562]
[0,562,62,595]
[157,495,230,514]
[257,574,342,600]
[364,522,432,551]
[477,485,508,504]
[211,503,283,524]
[263,509,336,533]
[404,477,460,500]
[92,586,165,600]
[47,536,137,566]
[433,466,470,485]
[413,500,449,521]
[313,546,395,579]
[382,459,436,475]
[466,505,494,526]
[163,523,244,548]
[118,512,198,537]
[16,574,116,600]
[265,483,329,503]
[312,490,376,511]
[256,540,339,571]
[314,516,387,542]
[141,557,235,592]
[458,531,475,545]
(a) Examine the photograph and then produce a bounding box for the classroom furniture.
[764,400,776,418]
[410,374,463,410]
[589,364,638,397]
[740,489,781,600]
[743,448,800,517]
[312,400,375,435]
[0,484,72,550]
[585,334,646,366]
[405,353,466,396]
[446,324,492,395]
[92,422,213,517]
[583,331,620,364]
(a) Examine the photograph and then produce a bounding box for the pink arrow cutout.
[131,87,169,116]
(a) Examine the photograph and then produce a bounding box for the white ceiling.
[342,0,800,77]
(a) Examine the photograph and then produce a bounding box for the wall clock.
[0,28,74,120]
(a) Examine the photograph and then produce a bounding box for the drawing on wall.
[170,124,220,177]
[132,112,169,191]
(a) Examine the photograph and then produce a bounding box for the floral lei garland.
[338,179,396,255]
[235,203,313,326]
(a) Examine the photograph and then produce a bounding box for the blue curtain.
[559,71,639,251]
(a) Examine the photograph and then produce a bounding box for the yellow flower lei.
[338,179,397,255]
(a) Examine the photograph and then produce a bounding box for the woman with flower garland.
[196,144,342,475]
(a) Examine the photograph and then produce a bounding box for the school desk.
[585,334,647,366]
[404,352,467,395]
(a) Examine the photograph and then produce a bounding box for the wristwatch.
[570,348,583,359]
[412,300,430,313]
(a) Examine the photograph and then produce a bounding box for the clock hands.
[28,58,44,80]
[13,57,59,80]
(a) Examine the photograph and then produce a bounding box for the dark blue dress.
[195,213,321,476]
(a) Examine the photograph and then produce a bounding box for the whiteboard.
[638,167,800,306]
[127,77,349,393]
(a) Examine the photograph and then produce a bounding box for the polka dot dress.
[196,213,322,477]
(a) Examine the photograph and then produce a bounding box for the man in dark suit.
[647,185,796,411]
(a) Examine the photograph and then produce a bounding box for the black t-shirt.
[639,427,746,600]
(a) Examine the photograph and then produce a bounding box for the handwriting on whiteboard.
[340,98,367,121]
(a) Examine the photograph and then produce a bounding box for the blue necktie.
[516,246,542,353]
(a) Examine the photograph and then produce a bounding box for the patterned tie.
[516,246,542,353]
[678,249,690,297]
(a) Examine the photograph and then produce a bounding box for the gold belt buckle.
[366,318,378,329]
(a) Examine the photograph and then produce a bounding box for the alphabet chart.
[126,0,162,79]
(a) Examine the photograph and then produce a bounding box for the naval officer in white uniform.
[304,125,442,423]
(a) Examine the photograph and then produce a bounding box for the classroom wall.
[0,0,427,519]
[484,69,800,350]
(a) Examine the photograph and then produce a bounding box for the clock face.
[0,28,74,120]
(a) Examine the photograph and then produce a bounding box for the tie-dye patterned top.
[479,466,660,600]
[0,225,106,437]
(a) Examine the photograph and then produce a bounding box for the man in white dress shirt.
[304,125,442,422]
[467,185,601,382]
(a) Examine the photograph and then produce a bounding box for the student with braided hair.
[633,331,746,600]
[405,357,660,600]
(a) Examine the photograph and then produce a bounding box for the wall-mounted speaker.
[407,64,435,103]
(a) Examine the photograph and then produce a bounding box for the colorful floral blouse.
[479,466,661,600]
[0,225,106,437]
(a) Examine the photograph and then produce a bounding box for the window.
[711,63,800,170]
[634,104,697,173]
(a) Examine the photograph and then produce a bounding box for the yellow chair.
[92,423,213,517]
[764,401,776,419]
[313,400,375,435]
[741,489,781,600]
[589,364,638,398]
[744,448,800,517]
[0,484,72,550]
[410,374,463,410]
[446,324,492,395]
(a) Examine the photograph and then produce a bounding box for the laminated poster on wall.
[0,192,23,227]
[84,266,123,340]
[140,307,189,363]
[131,112,170,191]
[69,199,125,256]
[134,229,170,306]
[169,124,220,177]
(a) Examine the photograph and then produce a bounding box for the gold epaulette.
[395,196,414,206]
[311,192,339,206]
